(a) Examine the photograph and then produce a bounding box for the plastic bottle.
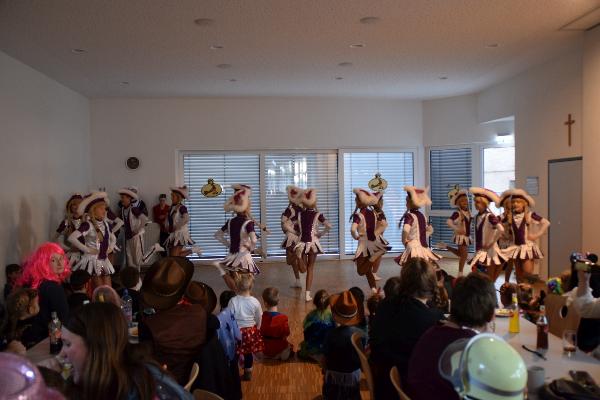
[121,289,133,326]
[48,312,62,354]
[508,293,520,333]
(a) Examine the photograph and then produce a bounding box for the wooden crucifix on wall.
[564,113,575,147]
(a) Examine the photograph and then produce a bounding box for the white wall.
[582,26,600,251]
[90,97,424,204]
[0,51,91,284]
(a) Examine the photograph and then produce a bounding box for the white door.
[548,158,582,277]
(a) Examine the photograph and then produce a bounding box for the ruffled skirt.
[469,244,507,266]
[237,326,265,355]
[452,234,472,246]
[219,251,260,275]
[66,251,82,268]
[354,238,387,261]
[281,233,299,249]
[506,242,544,260]
[395,240,441,265]
[73,254,114,276]
[164,229,194,247]
[295,240,323,256]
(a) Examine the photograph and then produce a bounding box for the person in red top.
[260,287,293,360]
[152,194,170,247]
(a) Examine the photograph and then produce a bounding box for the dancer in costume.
[214,184,260,291]
[53,193,84,266]
[468,187,506,282]
[295,189,332,302]
[165,186,198,257]
[350,189,387,293]
[497,190,515,283]
[281,185,304,288]
[395,186,440,266]
[118,187,148,270]
[439,188,472,276]
[505,189,550,282]
[372,194,391,281]
[67,192,117,287]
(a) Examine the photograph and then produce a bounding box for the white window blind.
[264,152,339,256]
[429,147,472,247]
[183,153,261,258]
[343,152,414,255]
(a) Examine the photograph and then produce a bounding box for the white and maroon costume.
[505,189,550,260]
[468,187,506,267]
[165,186,194,248]
[496,190,514,250]
[55,193,84,266]
[68,192,117,276]
[396,186,440,265]
[294,189,332,257]
[215,184,260,274]
[281,185,303,249]
[351,189,387,261]
[446,189,472,246]
[118,187,148,269]
[374,206,391,254]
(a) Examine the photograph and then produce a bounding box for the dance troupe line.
[53,182,549,296]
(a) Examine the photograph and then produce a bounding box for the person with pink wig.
[17,242,71,345]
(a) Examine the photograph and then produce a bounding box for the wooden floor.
[191,256,462,400]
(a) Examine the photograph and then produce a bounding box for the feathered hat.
[353,188,380,207]
[448,187,468,208]
[65,193,83,212]
[170,186,189,200]
[469,187,500,205]
[78,192,109,216]
[117,187,139,200]
[301,188,318,208]
[506,188,535,207]
[286,185,304,206]
[224,184,251,213]
[496,190,512,209]
[404,186,432,208]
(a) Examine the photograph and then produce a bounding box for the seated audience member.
[298,289,335,362]
[322,290,363,400]
[139,257,207,385]
[383,276,401,298]
[61,302,192,400]
[92,285,121,308]
[2,288,40,350]
[228,273,264,381]
[260,287,293,360]
[18,243,70,345]
[4,263,21,300]
[572,269,600,359]
[406,273,496,400]
[349,286,368,336]
[118,266,142,315]
[186,282,242,400]
[369,258,444,400]
[67,270,91,312]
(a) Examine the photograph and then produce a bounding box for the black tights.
[243,353,253,369]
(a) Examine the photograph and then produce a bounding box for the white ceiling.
[0,0,598,99]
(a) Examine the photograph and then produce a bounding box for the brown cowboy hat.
[329,290,363,326]
[141,257,194,311]
[185,281,217,314]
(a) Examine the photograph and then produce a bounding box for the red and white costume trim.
[294,189,331,256]
[281,185,303,249]
[118,188,148,268]
[446,188,472,246]
[351,189,387,261]
[469,210,506,266]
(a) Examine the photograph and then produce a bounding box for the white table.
[25,338,61,371]
[494,316,600,381]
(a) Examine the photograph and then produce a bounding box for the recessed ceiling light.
[335,77,344,80]
[485,43,499,48]
[194,18,214,26]
[338,62,353,67]
[71,48,87,54]
[229,79,237,82]
[120,81,130,85]
[359,16,381,25]
[217,63,232,69]
[210,45,224,50]
[438,76,448,80]
[349,43,365,48]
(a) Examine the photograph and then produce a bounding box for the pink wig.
[19,242,71,289]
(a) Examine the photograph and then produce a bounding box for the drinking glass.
[562,330,577,356]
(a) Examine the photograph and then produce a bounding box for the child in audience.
[67,269,91,312]
[118,266,141,316]
[322,290,363,400]
[349,286,368,336]
[4,288,40,349]
[228,273,264,381]
[298,289,335,363]
[4,264,21,300]
[92,285,121,308]
[217,290,242,367]
[260,287,293,360]
[366,292,382,334]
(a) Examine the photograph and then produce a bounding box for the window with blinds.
[264,152,339,256]
[429,147,473,247]
[343,152,414,255]
[183,153,261,258]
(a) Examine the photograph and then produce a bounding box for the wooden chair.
[545,293,580,338]
[350,331,375,400]
[390,366,411,400]
[184,362,200,392]
[192,389,224,400]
